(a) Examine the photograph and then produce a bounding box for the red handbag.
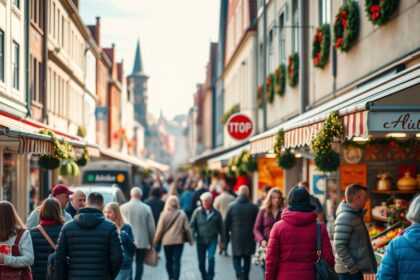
[0,229,33,280]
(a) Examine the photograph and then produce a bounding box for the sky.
[80,0,220,119]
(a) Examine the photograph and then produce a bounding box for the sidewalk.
[143,243,263,279]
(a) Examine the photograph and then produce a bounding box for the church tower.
[128,39,149,131]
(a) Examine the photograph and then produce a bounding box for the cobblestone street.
[143,244,263,279]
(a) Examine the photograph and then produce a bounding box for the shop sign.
[369,112,420,132]
[226,113,253,141]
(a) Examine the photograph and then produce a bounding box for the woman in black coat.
[30,198,64,280]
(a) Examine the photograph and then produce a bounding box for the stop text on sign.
[226,114,253,141]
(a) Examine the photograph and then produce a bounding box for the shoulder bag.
[0,229,33,280]
[315,221,338,280]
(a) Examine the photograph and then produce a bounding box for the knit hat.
[288,186,316,212]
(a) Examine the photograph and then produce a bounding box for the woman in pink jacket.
[265,186,334,280]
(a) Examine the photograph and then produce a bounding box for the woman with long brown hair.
[30,198,64,280]
[154,195,193,280]
[253,188,284,271]
[0,201,34,279]
[104,202,136,280]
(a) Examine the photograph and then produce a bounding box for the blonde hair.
[164,195,179,212]
[261,188,284,214]
[105,202,126,229]
[168,183,179,197]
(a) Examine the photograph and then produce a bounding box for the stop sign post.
[226,113,253,141]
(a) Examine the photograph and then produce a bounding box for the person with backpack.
[104,202,136,280]
[0,201,34,279]
[55,192,123,280]
[154,195,193,280]
[30,198,64,280]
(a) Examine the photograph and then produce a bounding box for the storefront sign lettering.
[368,111,420,132]
[383,113,420,130]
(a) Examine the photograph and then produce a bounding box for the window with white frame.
[319,0,331,24]
[0,30,4,82]
[12,41,19,90]
[279,13,286,64]
[13,0,20,9]
[292,0,299,53]
[268,29,274,72]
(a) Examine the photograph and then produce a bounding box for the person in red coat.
[265,186,335,280]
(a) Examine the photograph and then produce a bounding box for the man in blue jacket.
[55,192,123,280]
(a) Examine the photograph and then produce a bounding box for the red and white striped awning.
[250,110,369,154]
[17,137,54,154]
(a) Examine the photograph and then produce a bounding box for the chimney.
[95,16,101,46]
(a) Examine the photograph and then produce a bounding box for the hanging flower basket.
[274,64,286,96]
[314,149,341,172]
[365,0,399,26]
[221,104,240,124]
[333,1,360,52]
[277,150,296,169]
[312,24,331,68]
[59,160,80,177]
[287,53,299,87]
[39,156,60,170]
[311,111,344,172]
[266,74,275,104]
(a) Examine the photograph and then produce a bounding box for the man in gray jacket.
[334,184,377,280]
[26,184,73,228]
[121,187,155,280]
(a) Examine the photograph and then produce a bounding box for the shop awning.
[190,141,249,165]
[100,147,149,169]
[0,114,100,157]
[250,65,420,154]
[208,144,250,170]
[145,159,170,172]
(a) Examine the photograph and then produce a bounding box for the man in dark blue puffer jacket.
[55,192,123,280]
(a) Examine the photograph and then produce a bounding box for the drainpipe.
[25,0,31,118]
[40,0,50,201]
[299,0,309,114]
[262,0,267,130]
[42,0,48,122]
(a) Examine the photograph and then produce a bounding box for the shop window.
[12,41,20,90]
[1,151,18,203]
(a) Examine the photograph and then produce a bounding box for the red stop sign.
[226,114,253,141]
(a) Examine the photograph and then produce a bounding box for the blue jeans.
[197,241,217,280]
[233,255,251,280]
[338,272,363,280]
[163,244,184,280]
[135,249,146,280]
[115,268,132,280]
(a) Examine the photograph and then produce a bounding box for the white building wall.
[0,1,27,114]
[223,34,257,148]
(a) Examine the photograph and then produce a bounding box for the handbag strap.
[13,228,25,246]
[165,212,181,233]
[316,221,322,261]
[37,225,57,250]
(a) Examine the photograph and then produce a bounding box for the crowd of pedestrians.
[0,175,419,280]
